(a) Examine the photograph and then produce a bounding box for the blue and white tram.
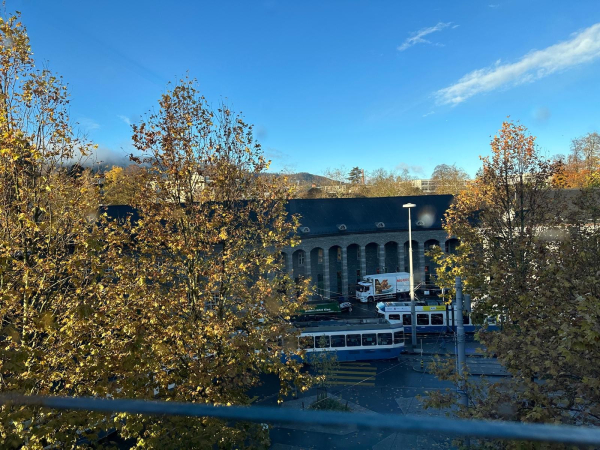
[376,301,499,334]
[295,319,405,363]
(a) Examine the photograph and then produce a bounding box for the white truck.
[356,272,410,303]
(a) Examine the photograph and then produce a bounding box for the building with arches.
[281,195,458,299]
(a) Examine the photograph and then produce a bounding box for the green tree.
[426,121,600,448]
[347,166,363,184]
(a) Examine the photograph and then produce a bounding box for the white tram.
[294,318,405,362]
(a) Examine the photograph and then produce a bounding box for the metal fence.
[1,394,600,446]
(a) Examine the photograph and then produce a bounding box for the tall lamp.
[403,202,417,348]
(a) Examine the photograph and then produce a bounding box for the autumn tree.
[427,121,600,447]
[101,164,148,205]
[430,163,470,195]
[551,132,600,188]
[0,12,126,448]
[364,168,421,197]
[114,77,312,447]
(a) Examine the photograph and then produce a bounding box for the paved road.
[252,334,506,449]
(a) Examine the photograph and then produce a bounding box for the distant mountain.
[266,172,338,186]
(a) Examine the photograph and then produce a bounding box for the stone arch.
[384,241,400,273]
[328,245,343,299]
[445,238,460,255]
[365,242,379,275]
[424,239,441,285]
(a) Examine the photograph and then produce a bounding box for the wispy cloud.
[118,115,131,126]
[398,22,454,52]
[422,111,435,117]
[78,117,100,131]
[436,23,600,105]
[489,4,500,8]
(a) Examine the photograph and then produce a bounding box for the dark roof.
[99,194,455,238]
[286,195,454,237]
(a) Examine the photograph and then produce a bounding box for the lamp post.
[403,202,417,349]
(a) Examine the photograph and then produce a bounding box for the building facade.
[281,195,458,298]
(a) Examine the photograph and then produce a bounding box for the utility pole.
[455,276,468,409]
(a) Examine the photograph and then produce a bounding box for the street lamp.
[403,202,417,349]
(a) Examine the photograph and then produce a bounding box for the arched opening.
[328,245,343,299]
[346,244,360,297]
[384,241,399,273]
[404,240,420,280]
[310,247,325,297]
[365,242,379,275]
[292,249,306,283]
[424,239,440,286]
[446,238,460,255]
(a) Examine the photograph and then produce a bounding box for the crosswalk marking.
[329,380,375,386]
[325,362,378,386]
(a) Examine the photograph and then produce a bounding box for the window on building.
[417,314,429,325]
[463,313,470,325]
[318,248,323,264]
[431,314,444,325]
[362,333,377,346]
[331,335,345,347]
[378,333,392,346]
[357,246,361,259]
[356,269,361,281]
[337,247,342,262]
[298,251,304,266]
[389,314,400,321]
[403,314,412,325]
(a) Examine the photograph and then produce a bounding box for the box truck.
[356,272,410,303]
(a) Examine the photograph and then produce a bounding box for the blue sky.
[9,0,600,178]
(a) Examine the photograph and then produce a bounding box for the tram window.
[431,314,444,325]
[389,314,400,320]
[417,314,429,325]
[299,336,314,349]
[346,334,361,347]
[403,314,412,325]
[463,313,470,325]
[315,335,330,348]
[331,335,346,348]
[362,333,377,346]
[378,333,392,346]
[394,331,403,344]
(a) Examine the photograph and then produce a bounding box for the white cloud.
[489,4,500,8]
[435,23,600,105]
[398,22,454,52]
[118,115,131,126]
[78,117,100,131]
[422,111,435,117]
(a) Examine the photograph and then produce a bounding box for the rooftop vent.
[337,224,347,231]
[375,222,385,229]
[300,226,310,233]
